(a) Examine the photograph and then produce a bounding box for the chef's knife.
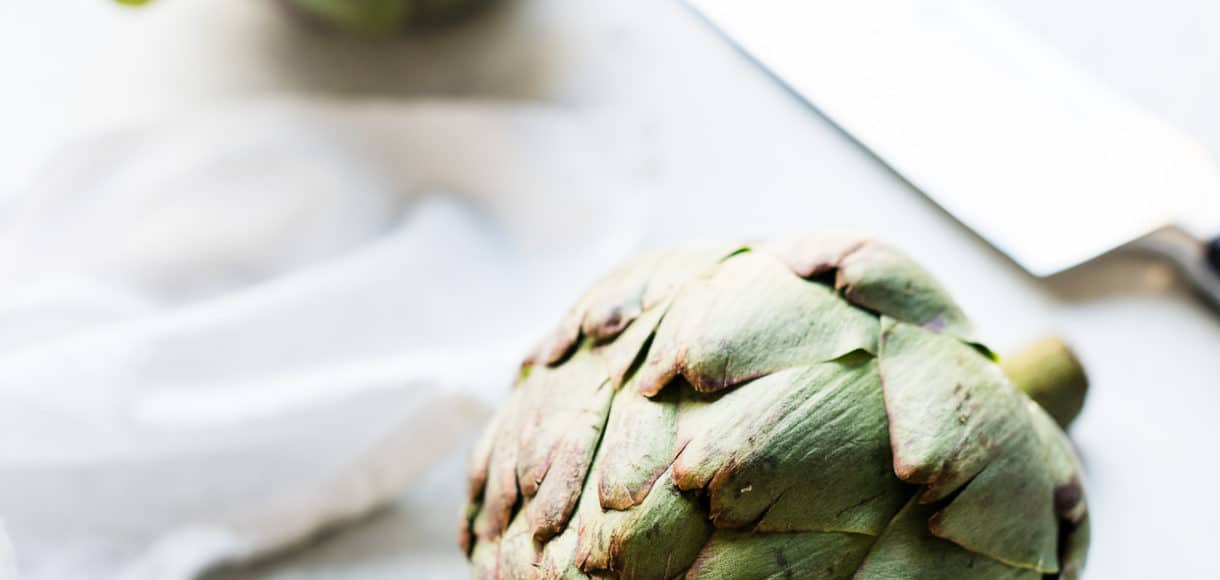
[688,0,1220,307]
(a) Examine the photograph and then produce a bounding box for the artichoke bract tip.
[462,236,1089,579]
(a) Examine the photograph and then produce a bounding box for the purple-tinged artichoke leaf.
[637,252,878,396]
[472,386,529,540]
[534,292,591,366]
[579,253,659,342]
[534,245,736,366]
[836,242,972,337]
[580,244,735,342]
[526,379,612,542]
[764,235,866,278]
[466,405,505,501]
[768,237,971,338]
[577,466,711,579]
[595,304,668,389]
[516,349,610,497]
[514,349,613,541]
[596,375,679,510]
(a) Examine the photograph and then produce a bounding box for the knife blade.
[688,0,1220,304]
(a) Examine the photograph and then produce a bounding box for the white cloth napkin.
[0,100,655,580]
[0,525,13,580]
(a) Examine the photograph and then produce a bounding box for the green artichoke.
[460,237,1090,579]
[283,0,487,34]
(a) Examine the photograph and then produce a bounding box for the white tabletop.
[3,1,1219,578]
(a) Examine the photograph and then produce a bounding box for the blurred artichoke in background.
[115,0,486,34]
[460,237,1090,579]
[283,0,489,34]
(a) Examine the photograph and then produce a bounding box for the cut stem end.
[1001,337,1089,430]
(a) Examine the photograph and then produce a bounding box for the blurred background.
[1,1,1219,579]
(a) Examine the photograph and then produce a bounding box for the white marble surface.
[2,1,1220,578]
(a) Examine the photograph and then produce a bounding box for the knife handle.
[1207,237,1220,275]
[1137,227,1220,311]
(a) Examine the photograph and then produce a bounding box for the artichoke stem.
[1000,337,1088,429]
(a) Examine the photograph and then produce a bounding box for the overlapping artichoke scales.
[462,237,1089,579]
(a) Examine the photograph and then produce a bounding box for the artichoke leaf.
[768,237,971,338]
[543,439,610,580]
[515,348,614,541]
[764,235,866,279]
[854,496,1041,580]
[686,529,873,580]
[472,385,530,540]
[879,318,1059,573]
[538,521,586,579]
[1026,400,1088,523]
[500,506,542,574]
[596,373,680,510]
[1059,514,1091,580]
[466,403,506,501]
[534,244,736,365]
[468,534,500,579]
[637,251,879,396]
[672,356,908,535]
[928,452,1058,573]
[595,303,668,389]
[576,466,711,580]
[515,349,610,495]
